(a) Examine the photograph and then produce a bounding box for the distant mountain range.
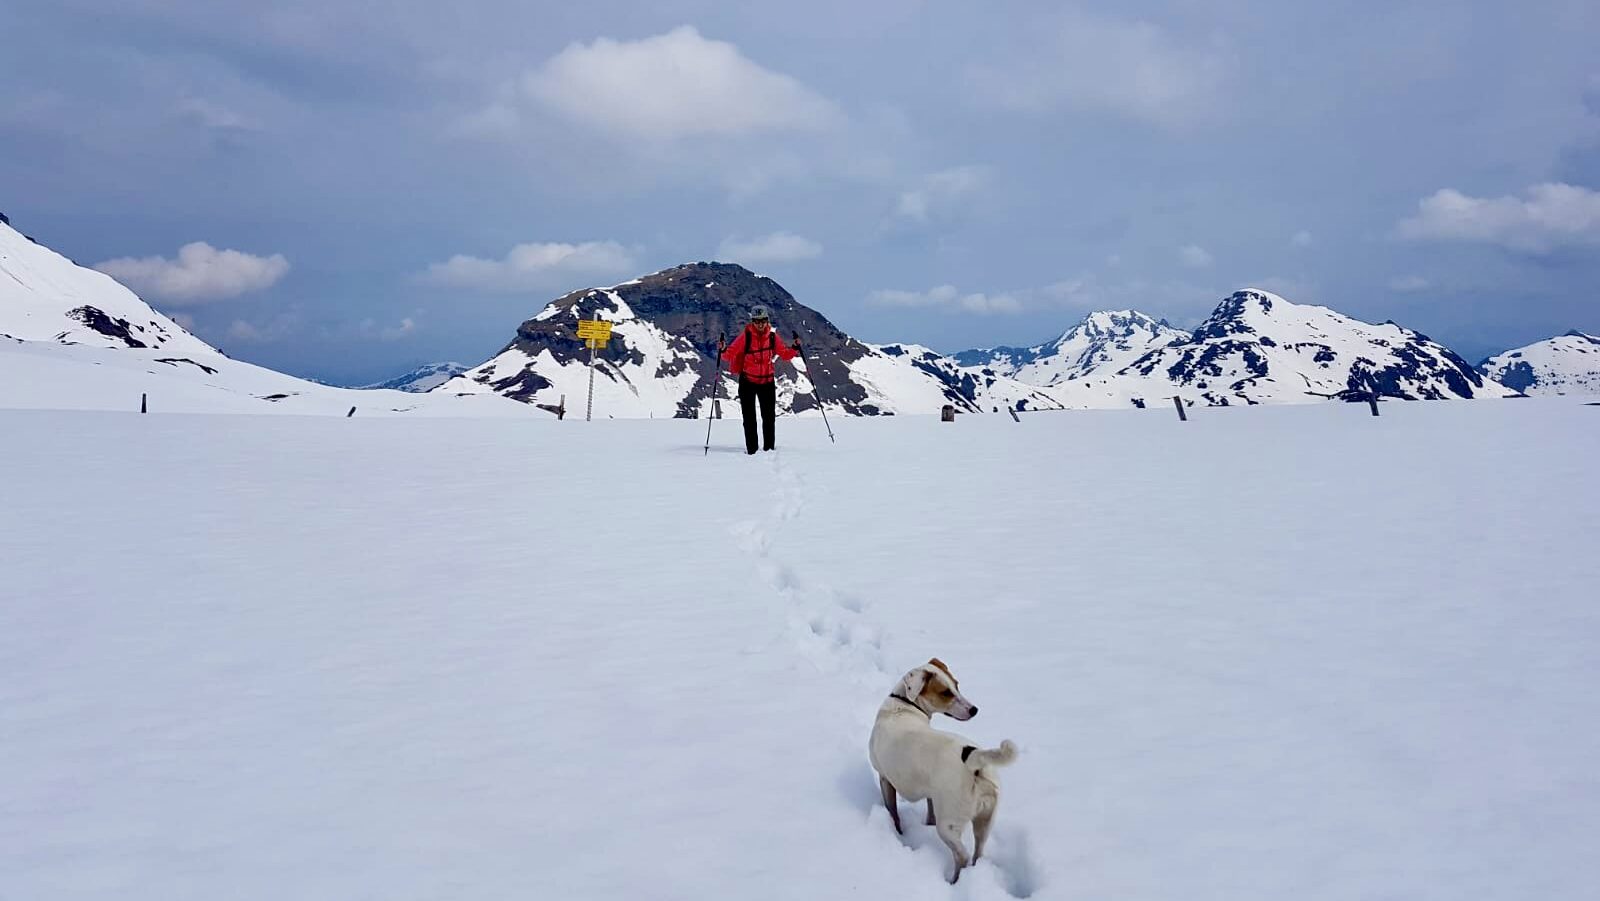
[1478,331,1600,396]
[440,275,1523,414]
[440,261,1065,417]
[5,210,1597,418]
[361,362,469,393]
[1047,289,1512,407]
[954,311,1188,385]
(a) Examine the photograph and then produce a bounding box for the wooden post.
[347,406,356,418]
[558,394,566,420]
[941,404,955,422]
[140,393,147,414]
[1172,396,1187,422]
[1009,408,1021,422]
[1367,391,1380,416]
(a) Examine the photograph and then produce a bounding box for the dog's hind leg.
[972,808,994,862]
[936,820,970,883]
[925,799,936,826]
[879,776,904,835]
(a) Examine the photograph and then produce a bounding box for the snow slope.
[1478,331,1600,396]
[0,217,530,417]
[0,337,531,416]
[4,398,1597,900]
[0,217,213,354]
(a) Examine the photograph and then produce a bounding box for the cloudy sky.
[4,0,1598,383]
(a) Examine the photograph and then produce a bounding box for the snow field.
[3,397,1598,900]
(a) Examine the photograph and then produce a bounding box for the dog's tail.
[966,739,1018,770]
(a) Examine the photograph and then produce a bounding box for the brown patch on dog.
[919,672,960,709]
[927,657,958,687]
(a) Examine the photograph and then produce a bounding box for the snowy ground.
[3,398,1598,900]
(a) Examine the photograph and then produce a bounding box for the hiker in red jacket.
[721,305,799,455]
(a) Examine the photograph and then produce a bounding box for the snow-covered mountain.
[954,311,1187,385]
[444,262,1066,417]
[5,211,1529,419]
[363,362,469,393]
[0,214,525,417]
[1478,331,1600,396]
[0,211,215,356]
[1051,289,1514,408]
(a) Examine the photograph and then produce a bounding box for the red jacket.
[722,325,798,384]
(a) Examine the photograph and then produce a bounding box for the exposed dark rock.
[478,262,879,417]
[66,306,148,349]
[155,357,219,375]
[1493,361,1538,393]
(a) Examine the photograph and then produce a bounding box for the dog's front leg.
[879,776,903,835]
[936,821,969,883]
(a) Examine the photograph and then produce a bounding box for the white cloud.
[224,314,299,344]
[381,317,416,341]
[716,231,823,264]
[521,26,839,140]
[1040,274,1220,321]
[177,97,260,133]
[893,166,990,223]
[969,12,1234,128]
[1396,183,1600,253]
[227,320,266,342]
[873,273,1221,323]
[1388,275,1431,292]
[866,284,1023,315]
[355,317,418,341]
[1179,244,1213,268]
[1250,276,1314,300]
[1291,230,1314,247]
[418,241,635,293]
[94,242,289,304]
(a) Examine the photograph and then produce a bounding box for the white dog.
[868,658,1018,883]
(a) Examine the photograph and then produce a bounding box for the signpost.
[576,320,613,421]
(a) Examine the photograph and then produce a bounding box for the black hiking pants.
[738,377,777,454]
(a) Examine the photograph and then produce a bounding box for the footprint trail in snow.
[731,451,1040,897]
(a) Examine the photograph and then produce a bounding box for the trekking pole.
[793,331,836,444]
[704,332,725,456]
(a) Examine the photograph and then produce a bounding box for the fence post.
[1009,408,1021,422]
[347,406,356,418]
[141,393,147,414]
[1367,393,1379,416]
[941,404,955,422]
[1172,396,1187,422]
[558,394,566,420]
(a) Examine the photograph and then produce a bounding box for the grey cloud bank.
[3,0,1597,382]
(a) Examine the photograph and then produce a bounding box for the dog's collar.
[889,693,930,718]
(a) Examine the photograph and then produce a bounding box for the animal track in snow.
[732,456,888,679]
[733,454,1038,894]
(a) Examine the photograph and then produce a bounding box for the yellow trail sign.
[576,319,613,341]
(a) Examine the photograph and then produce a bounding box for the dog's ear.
[927,657,957,686]
[897,667,930,699]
